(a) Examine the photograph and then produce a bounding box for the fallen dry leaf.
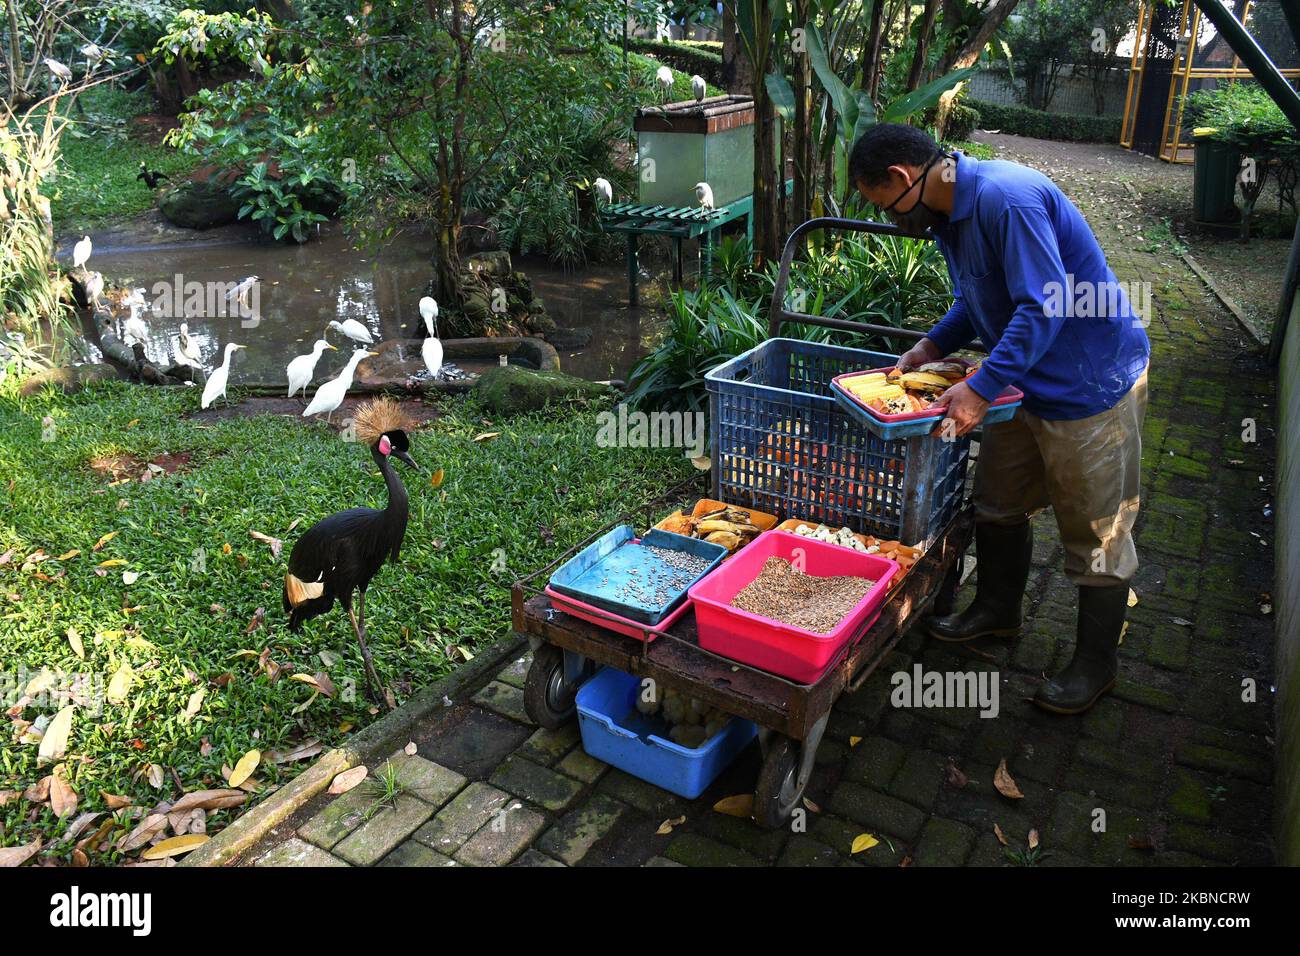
[101,791,132,810]
[245,608,266,634]
[712,794,754,818]
[249,530,282,559]
[1028,829,1039,850]
[655,814,686,836]
[849,736,862,747]
[472,431,500,442]
[66,627,85,660]
[181,688,205,724]
[38,705,75,765]
[993,759,1024,800]
[267,740,322,764]
[170,789,246,813]
[107,662,133,704]
[146,763,165,789]
[0,838,42,867]
[117,813,168,852]
[49,768,78,819]
[228,749,261,788]
[92,531,118,552]
[993,823,1009,846]
[1127,834,1156,852]
[850,833,879,854]
[328,766,368,795]
[946,756,968,788]
[429,468,445,489]
[141,834,209,860]
[1127,588,1138,608]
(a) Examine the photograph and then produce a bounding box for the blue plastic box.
[829,376,1023,440]
[575,667,758,799]
[548,525,727,626]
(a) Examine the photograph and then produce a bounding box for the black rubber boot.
[928,521,1032,643]
[1033,583,1128,715]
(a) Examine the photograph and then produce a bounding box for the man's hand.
[897,337,943,372]
[929,380,990,439]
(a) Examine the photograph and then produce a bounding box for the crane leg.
[352,591,389,709]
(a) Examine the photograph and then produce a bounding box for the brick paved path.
[246,136,1277,867]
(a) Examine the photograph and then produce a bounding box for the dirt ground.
[972,131,1293,339]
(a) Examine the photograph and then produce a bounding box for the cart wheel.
[753,736,804,829]
[524,644,580,729]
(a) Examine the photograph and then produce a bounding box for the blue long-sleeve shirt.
[927,152,1150,420]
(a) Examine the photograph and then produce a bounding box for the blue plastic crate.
[829,376,1024,440]
[706,338,970,545]
[548,526,728,626]
[576,667,758,799]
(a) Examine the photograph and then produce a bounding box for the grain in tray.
[730,556,875,634]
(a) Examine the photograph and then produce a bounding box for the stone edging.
[180,632,528,867]
[1180,251,1267,347]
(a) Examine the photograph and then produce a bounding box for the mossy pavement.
[239,136,1278,867]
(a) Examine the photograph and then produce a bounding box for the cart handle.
[766,216,988,355]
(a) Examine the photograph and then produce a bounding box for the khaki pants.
[973,369,1148,586]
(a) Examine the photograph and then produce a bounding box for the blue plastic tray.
[548,526,727,626]
[829,377,1023,440]
[576,667,758,799]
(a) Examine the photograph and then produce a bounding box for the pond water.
[75,219,662,386]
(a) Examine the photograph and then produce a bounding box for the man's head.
[849,123,952,234]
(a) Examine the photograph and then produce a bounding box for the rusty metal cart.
[511,218,984,827]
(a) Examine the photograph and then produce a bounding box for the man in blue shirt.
[850,124,1150,715]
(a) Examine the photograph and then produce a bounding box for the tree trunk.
[906,0,941,92]
[860,0,887,104]
[749,0,779,265]
[937,0,1022,74]
[791,0,814,227]
[6,1,25,105]
[721,5,752,95]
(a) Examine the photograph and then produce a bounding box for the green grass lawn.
[0,381,693,860]
[47,86,193,235]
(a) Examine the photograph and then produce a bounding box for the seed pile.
[603,544,712,608]
[730,557,875,634]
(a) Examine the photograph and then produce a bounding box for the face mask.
[883,152,950,235]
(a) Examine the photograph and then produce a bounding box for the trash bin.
[1192,129,1240,224]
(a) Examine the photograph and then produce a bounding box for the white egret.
[695,181,715,211]
[123,315,149,346]
[173,335,200,369]
[303,348,375,422]
[201,343,245,409]
[328,318,375,345]
[655,65,674,94]
[691,75,706,102]
[72,235,92,270]
[178,322,202,366]
[419,297,443,381]
[44,58,72,83]
[593,177,613,206]
[287,339,338,398]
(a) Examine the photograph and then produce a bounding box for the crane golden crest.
[353,396,413,447]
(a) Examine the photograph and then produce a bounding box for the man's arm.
[964,204,1070,402]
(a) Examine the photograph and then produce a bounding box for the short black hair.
[848,124,940,189]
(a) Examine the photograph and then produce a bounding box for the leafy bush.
[1183,82,1298,155]
[627,231,951,412]
[626,38,724,87]
[966,99,1121,143]
[944,103,982,142]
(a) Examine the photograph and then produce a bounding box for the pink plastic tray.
[687,530,899,684]
[831,365,1024,423]
[544,585,693,643]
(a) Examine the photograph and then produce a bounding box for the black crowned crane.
[282,397,419,703]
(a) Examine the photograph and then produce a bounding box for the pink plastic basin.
[687,530,899,683]
[544,585,693,643]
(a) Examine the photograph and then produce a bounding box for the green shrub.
[967,99,1121,142]
[943,103,981,142]
[626,38,724,87]
[1183,82,1298,155]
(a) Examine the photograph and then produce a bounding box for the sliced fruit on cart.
[653,498,778,553]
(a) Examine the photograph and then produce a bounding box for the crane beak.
[327,344,338,350]
[394,450,419,471]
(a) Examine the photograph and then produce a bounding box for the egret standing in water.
[201,343,245,409]
[328,318,375,345]
[303,347,374,422]
[287,339,338,398]
[73,236,92,270]
[419,297,442,381]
